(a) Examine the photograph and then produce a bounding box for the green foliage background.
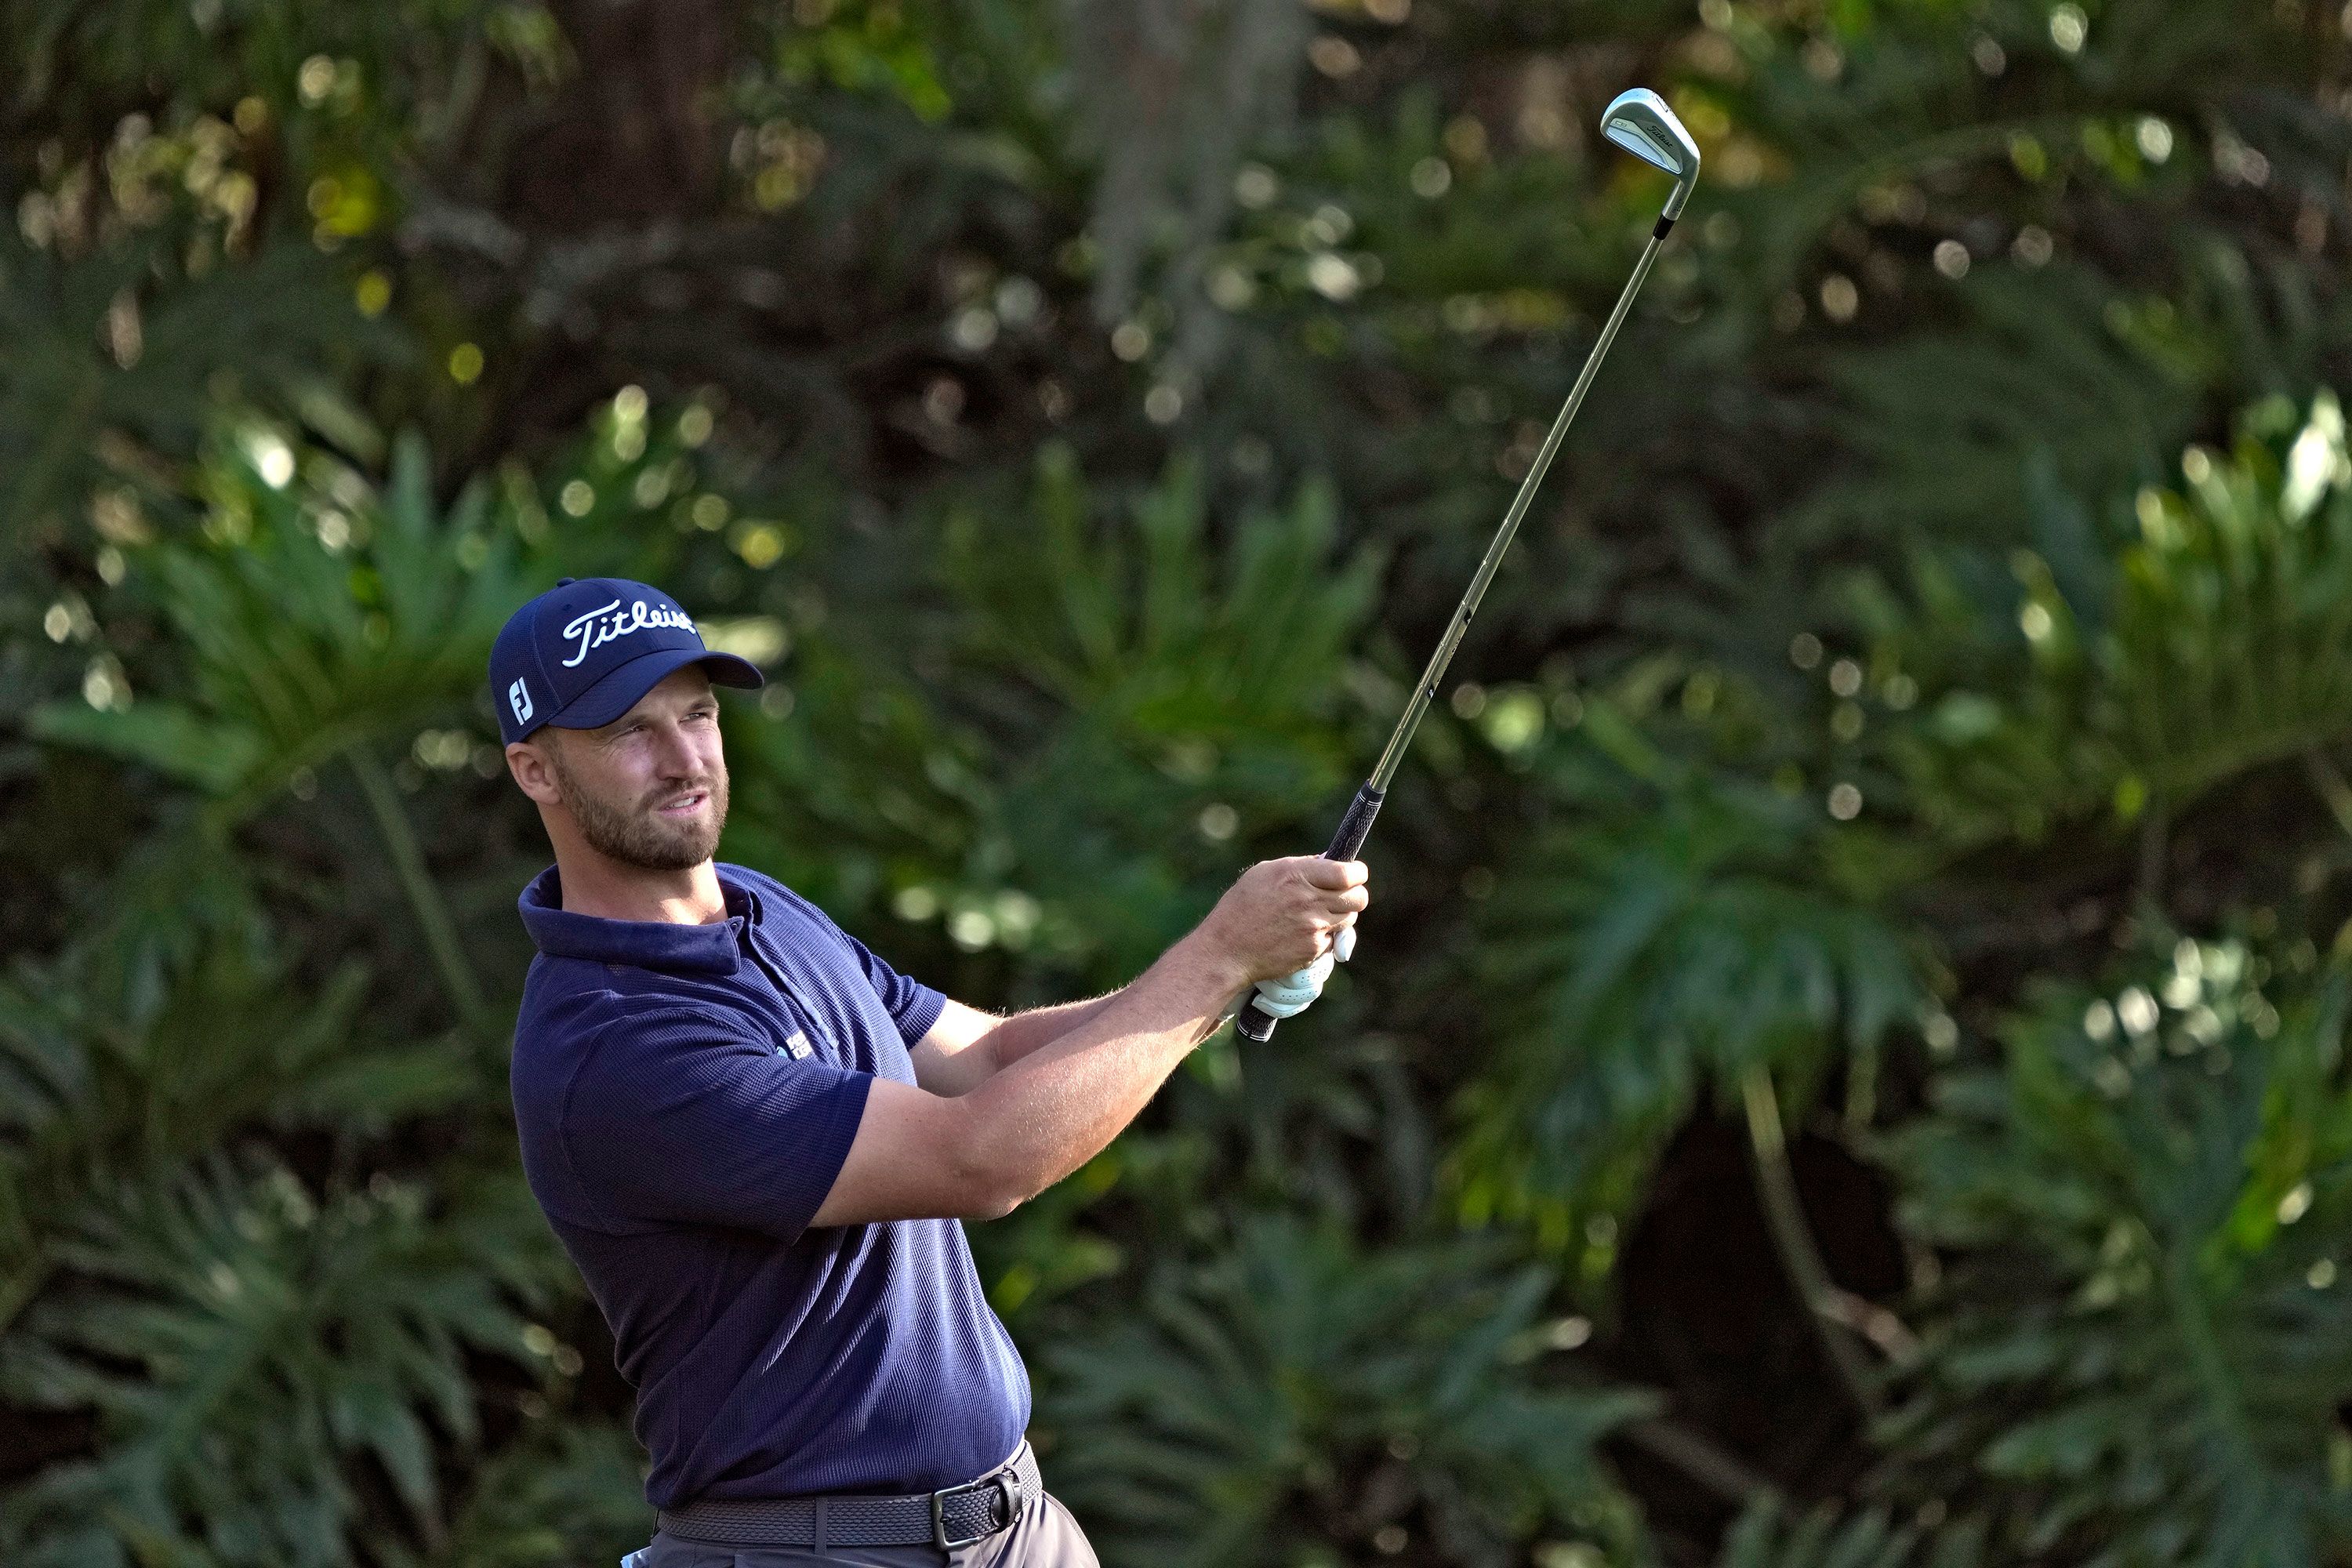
[4,1,2351,1563]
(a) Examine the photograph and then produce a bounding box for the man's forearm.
[913,992,1127,1097]
[954,934,1243,1210]
[977,991,1124,1072]
[812,855,1367,1229]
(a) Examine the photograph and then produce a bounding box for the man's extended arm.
[911,907,1363,1096]
[811,855,1367,1226]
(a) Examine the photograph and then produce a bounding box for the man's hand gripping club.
[1204,857,1367,1022]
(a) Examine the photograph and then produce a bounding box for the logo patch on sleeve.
[779,1030,813,1060]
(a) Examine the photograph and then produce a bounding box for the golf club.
[1236,87,1700,1043]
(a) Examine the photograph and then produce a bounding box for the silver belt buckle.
[930,1465,1021,1550]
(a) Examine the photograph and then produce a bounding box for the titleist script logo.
[559,598,697,668]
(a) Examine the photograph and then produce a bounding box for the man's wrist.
[1171,926,1252,1001]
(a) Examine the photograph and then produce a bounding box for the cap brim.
[545,646,765,732]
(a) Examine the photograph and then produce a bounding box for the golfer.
[492,579,1368,1566]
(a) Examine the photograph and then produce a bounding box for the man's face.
[537,667,730,871]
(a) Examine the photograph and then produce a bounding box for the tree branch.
[2304,749,2352,843]
[1740,1066,1882,1417]
[1621,1415,1782,1508]
[347,748,490,1035]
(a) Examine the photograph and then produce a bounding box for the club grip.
[1233,783,1385,1042]
[1323,781,1386,862]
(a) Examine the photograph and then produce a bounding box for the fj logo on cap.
[508,678,533,725]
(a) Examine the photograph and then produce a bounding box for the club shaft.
[1366,218,1675,792]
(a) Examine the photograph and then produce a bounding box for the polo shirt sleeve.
[561,1004,872,1241]
[769,882,949,1044]
[842,933,948,1044]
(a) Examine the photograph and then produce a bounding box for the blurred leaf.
[1871,392,2352,851]
[1871,942,2352,1564]
[0,1159,561,1568]
[1040,1212,1653,1568]
[1458,697,1921,1233]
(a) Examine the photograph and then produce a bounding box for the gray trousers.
[626,1490,1098,1568]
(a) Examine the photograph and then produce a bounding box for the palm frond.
[0,1159,561,1568]
[1040,1213,1653,1568]
[1459,699,1921,1233]
[1871,939,2352,1565]
[1873,392,2352,850]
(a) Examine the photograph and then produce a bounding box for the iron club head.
[1600,88,1702,219]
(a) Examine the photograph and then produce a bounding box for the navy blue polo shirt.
[509,862,1029,1508]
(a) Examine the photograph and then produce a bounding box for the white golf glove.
[1249,923,1357,1019]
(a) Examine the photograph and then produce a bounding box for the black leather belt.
[657,1443,1039,1551]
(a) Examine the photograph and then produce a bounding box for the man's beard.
[549,750,729,872]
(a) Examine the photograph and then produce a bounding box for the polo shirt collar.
[518,864,764,975]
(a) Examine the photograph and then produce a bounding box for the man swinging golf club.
[499,79,1697,1568]
[495,577,1367,1566]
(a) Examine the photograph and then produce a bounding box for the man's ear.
[507,737,564,808]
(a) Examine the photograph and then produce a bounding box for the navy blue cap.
[490,577,763,745]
